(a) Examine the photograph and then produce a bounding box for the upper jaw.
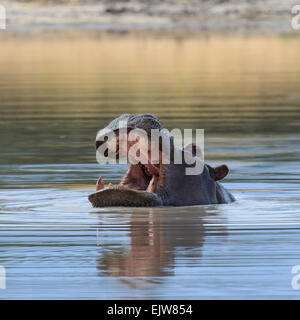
[95,125,162,193]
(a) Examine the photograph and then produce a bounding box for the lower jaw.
[88,186,163,207]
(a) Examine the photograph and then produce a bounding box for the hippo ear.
[210,164,229,181]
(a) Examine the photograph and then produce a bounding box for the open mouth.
[90,152,162,207]
[96,137,160,193]
[137,163,160,193]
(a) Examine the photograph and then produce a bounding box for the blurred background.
[1,0,300,168]
[0,0,300,299]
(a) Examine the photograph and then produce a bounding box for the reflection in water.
[96,206,225,287]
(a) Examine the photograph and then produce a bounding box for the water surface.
[0,35,300,299]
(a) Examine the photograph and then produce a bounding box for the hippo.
[88,114,235,207]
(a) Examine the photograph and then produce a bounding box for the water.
[0,35,300,299]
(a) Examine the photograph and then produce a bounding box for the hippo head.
[89,114,235,207]
[95,113,164,159]
[94,113,169,190]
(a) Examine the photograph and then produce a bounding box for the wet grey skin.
[88,114,235,207]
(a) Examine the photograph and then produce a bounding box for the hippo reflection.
[88,114,235,207]
[96,206,227,287]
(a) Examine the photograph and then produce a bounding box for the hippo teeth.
[139,164,160,193]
